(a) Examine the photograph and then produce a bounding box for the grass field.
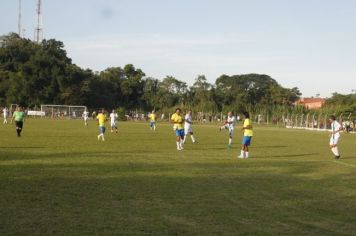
[1,119,356,235]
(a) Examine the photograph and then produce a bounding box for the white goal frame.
[40,104,87,119]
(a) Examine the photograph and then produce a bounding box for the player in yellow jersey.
[171,108,185,150]
[238,112,253,159]
[149,110,157,131]
[96,109,107,141]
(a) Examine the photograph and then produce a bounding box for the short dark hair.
[329,115,336,120]
[175,108,181,112]
[243,111,250,118]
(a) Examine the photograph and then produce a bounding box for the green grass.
[1,119,356,235]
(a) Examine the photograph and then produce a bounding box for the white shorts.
[329,136,340,146]
[184,125,193,134]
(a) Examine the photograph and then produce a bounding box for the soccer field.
[0,119,355,235]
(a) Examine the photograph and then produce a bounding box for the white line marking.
[333,160,356,168]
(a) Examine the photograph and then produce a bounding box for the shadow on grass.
[253,145,287,149]
[259,153,319,158]
[340,156,356,160]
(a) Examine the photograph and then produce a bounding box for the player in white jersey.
[183,110,196,144]
[3,107,8,124]
[110,110,119,133]
[82,109,89,126]
[329,115,342,159]
[220,111,235,148]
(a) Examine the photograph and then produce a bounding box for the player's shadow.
[263,153,318,158]
[253,145,287,149]
[340,156,356,160]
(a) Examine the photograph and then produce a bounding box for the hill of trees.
[1,33,305,114]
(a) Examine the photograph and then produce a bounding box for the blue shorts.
[242,136,252,146]
[150,121,156,127]
[99,126,106,134]
[175,129,185,137]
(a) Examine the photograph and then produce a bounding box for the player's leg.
[101,127,106,141]
[175,130,181,150]
[244,137,252,158]
[183,126,189,144]
[228,129,233,147]
[330,136,340,159]
[189,129,196,143]
[15,121,22,137]
[179,130,185,149]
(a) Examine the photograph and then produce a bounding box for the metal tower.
[34,0,43,43]
[18,0,22,37]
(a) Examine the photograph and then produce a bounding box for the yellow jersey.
[243,118,253,136]
[171,113,184,130]
[149,113,156,122]
[96,113,106,127]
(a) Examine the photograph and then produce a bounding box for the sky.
[1,0,356,97]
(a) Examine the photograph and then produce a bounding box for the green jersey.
[13,111,25,122]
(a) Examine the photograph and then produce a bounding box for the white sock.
[183,135,187,143]
[331,147,339,156]
[180,140,184,148]
[191,135,195,142]
[240,150,245,157]
[229,138,232,145]
[176,142,180,149]
[245,152,249,158]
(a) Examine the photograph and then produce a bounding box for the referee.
[10,106,25,137]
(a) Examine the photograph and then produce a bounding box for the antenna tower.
[34,0,43,43]
[18,0,22,37]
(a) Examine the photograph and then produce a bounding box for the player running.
[110,109,119,133]
[171,108,185,150]
[149,110,156,131]
[96,109,107,141]
[183,109,196,144]
[83,109,89,126]
[220,111,236,148]
[10,106,25,137]
[238,112,253,159]
[329,115,342,159]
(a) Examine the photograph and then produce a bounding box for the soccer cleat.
[237,156,244,159]
[177,147,182,151]
[227,144,232,149]
[335,155,340,160]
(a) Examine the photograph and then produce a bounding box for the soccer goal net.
[40,105,87,119]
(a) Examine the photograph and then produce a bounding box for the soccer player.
[83,109,89,126]
[110,109,119,133]
[3,107,8,124]
[219,111,235,148]
[171,108,185,150]
[183,109,196,144]
[96,109,107,141]
[10,106,25,137]
[329,115,342,159]
[238,112,253,159]
[149,110,157,131]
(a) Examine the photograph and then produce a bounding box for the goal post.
[40,104,87,119]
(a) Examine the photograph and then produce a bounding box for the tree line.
[1,33,307,114]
